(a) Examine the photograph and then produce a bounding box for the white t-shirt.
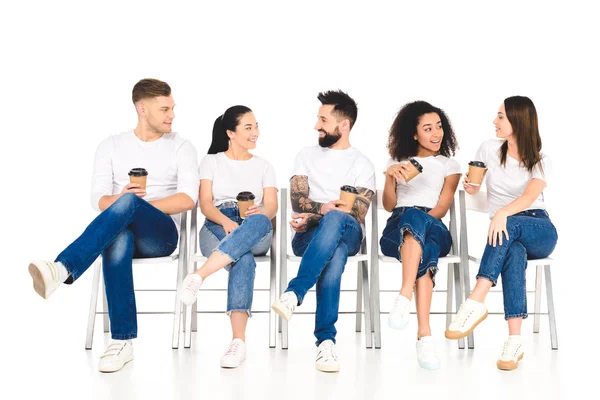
[198,152,277,207]
[90,130,200,228]
[291,145,376,202]
[474,139,551,217]
[384,156,461,209]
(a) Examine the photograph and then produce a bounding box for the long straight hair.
[207,105,252,154]
[500,96,543,174]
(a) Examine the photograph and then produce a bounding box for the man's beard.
[318,126,342,148]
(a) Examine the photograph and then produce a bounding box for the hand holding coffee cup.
[467,161,487,186]
[338,185,359,212]
[128,168,148,189]
[403,159,423,183]
[236,191,255,219]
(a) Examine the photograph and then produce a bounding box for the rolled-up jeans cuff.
[505,313,528,320]
[227,309,252,318]
[476,274,498,287]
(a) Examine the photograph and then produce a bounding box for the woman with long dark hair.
[445,96,557,371]
[380,101,461,370]
[178,105,278,368]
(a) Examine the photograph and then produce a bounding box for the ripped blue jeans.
[379,207,452,285]
[200,202,272,316]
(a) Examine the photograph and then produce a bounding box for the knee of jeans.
[104,230,134,262]
[111,192,139,213]
[245,213,272,234]
[322,209,347,224]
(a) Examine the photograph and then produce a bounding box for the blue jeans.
[476,209,558,319]
[55,193,178,340]
[200,203,273,316]
[285,210,362,346]
[379,207,452,285]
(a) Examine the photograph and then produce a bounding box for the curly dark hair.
[387,101,458,160]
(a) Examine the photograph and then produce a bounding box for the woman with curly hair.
[380,101,460,370]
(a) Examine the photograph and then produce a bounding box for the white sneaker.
[271,291,297,321]
[98,340,134,373]
[28,260,64,299]
[416,336,440,370]
[445,298,488,340]
[388,294,411,330]
[497,335,524,371]
[178,273,203,305]
[220,338,246,368]
[315,340,339,372]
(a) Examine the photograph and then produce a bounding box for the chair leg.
[544,265,558,350]
[269,243,277,348]
[533,264,543,333]
[446,263,454,330]
[453,263,465,349]
[281,257,288,350]
[172,254,186,349]
[85,259,102,350]
[356,263,363,332]
[371,257,382,349]
[101,267,110,333]
[191,302,198,332]
[361,261,372,349]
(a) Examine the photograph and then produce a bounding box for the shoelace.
[501,341,522,358]
[318,343,337,361]
[102,342,127,358]
[419,341,436,357]
[44,261,60,282]
[281,293,297,310]
[184,276,203,296]
[224,342,242,356]
[454,303,477,327]
[393,296,410,312]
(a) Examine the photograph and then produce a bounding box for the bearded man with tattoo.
[272,90,376,373]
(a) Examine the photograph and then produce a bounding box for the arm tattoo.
[290,175,325,215]
[349,187,374,225]
[304,213,323,229]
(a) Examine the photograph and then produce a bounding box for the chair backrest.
[372,189,459,257]
[463,189,488,213]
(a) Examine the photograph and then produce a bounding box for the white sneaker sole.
[271,301,292,321]
[497,352,524,371]
[445,311,488,340]
[29,262,48,299]
[316,363,340,373]
[220,357,245,368]
[98,353,134,373]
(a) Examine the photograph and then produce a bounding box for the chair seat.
[469,255,554,266]
[379,254,461,264]
[286,254,369,263]
[190,253,271,263]
[132,254,179,264]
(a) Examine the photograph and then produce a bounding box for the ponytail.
[206,105,252,154]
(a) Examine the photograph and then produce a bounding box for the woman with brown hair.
[445,96,558,371]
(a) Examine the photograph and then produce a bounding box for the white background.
[1,0,598,398]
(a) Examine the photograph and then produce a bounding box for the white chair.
[459,189,558,349]
[183,205,277,349]
[85,211,188,350]
[370,190,467,349]
[278,188,373,349]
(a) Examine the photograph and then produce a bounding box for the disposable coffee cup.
[467,161,487,186]
[404,159,423,183]
[128,168,148,189]
[236,191,255,219]
[338,185,359,212]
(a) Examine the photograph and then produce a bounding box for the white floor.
[7,282,585,400]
